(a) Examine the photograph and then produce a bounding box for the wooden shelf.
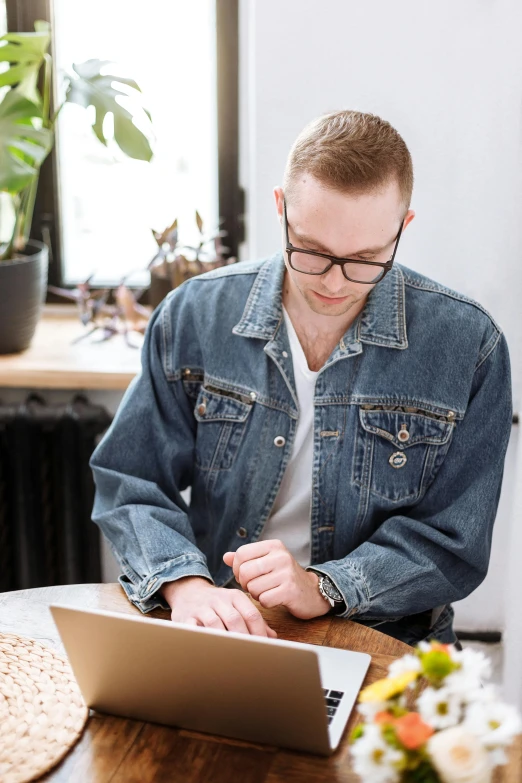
[0,306,143,391]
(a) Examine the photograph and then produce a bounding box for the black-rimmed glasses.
[283,199,405,284]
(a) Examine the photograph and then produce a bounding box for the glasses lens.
[289,251,331,275]
[342,262,386,284]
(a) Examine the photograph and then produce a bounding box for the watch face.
[323,577,343,602]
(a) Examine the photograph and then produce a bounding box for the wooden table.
[0,584,520,782]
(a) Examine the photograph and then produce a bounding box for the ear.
[402,209,416,231]
[273,186,284,224]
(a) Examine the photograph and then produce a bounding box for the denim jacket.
[91,253,512,643]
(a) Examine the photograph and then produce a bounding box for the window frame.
[5,0,242,301]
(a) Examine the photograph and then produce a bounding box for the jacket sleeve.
[309,330,513,620]
[90,297,213,614]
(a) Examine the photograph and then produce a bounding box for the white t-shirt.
[259,308,318,566]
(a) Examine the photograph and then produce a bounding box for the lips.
[313,291,349,305]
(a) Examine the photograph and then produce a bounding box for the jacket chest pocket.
[194,386,253,471]
[353,408,455,503]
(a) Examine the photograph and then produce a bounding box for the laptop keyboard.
[323,689,345,725]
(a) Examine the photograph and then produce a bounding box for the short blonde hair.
[283,110,414,210]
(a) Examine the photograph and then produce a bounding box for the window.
[4,0,240,289]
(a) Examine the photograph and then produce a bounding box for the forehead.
[287,176,403,254]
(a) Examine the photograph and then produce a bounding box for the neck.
[282,271,368,340]
[282,272,369,371]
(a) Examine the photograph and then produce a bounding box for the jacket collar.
[232,252,408,350]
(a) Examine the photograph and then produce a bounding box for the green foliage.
[0,91,53,192]
[0,21,153,260]
[349,724,365,743]
[0,21,51,102]
[419,650,459,683]
[66,59,153,162]
[381,724,403,750]
[403,760,442,783]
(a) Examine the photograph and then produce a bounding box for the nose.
[321,263,347,294]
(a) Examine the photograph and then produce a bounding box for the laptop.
[50,604,371,756]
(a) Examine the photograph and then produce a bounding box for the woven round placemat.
[0,632,89,783]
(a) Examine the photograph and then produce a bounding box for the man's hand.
[160,576,277,637]
[223,540,331,620]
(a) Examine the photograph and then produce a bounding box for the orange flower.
[374,711,396,724]
[394,712,434,750]
[430,642,451,654]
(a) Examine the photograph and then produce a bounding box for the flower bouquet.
[350,641,521,783]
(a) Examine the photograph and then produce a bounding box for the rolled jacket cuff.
[306,559,371,619]
[118,553,214,614]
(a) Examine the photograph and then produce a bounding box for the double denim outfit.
[91,253,512,645]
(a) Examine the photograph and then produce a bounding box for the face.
[275,175,415,319]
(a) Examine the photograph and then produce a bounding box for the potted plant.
[148,210,237,309]
[0,20,153,354]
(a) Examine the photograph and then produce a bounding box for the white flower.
[450,647,492,687]
[417,686,464,730]
[350,724,404,783]
[357,700,391,721]
[428,726,492,783]
[388,654,422,677]
[464,699,522,751]
[488,747,508,767]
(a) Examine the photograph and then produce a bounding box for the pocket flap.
[194,386,253,423]
[359,408,454,449]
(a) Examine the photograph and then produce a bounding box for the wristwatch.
[317,574,346,614]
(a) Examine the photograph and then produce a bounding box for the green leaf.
[0,21,51,103]
[0,90,53,192]
[403,760,442,783]
[66,58,153,162]
[420,650,459,682]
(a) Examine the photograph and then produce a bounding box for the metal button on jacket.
[197,402,207,416]
[274,436,286,447]
[398,425,410,443]
[237,527,247,538]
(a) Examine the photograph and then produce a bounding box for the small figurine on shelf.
[48,276,150,348]
[47,210,235,345]
[148,210,237,309]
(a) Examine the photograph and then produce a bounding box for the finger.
[258,586,286,610]
[171,613,200,626]
[198,610,227,631]
[233,592,277,638]
[244,572,280,601]
[223,551,235,566]
[232,540,283,573]
[214,602,250,635]
[237,556,274,591]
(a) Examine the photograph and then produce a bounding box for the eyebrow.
[289,223,393,257]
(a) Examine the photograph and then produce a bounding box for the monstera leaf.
[66,59,153,162]
[0,90,53,193]
[0,21,51,103]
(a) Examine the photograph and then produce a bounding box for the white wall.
[240,0,522,409]
[239,0,522,634]
[503,430,522,706]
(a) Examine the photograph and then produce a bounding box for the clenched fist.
[223,539,331,620]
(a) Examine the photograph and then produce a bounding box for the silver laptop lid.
[51,604,337,755]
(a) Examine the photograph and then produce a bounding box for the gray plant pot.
[0,240,49,355]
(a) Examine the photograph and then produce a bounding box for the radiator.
[0,395,112,592]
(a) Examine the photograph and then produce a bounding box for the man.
[91,110,512,646]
